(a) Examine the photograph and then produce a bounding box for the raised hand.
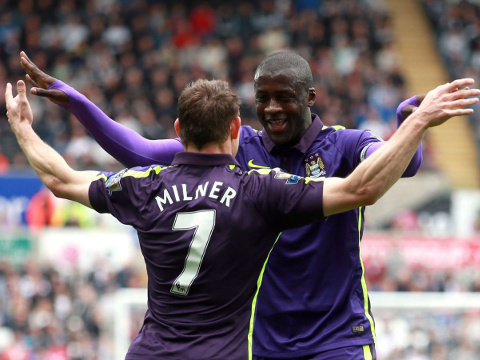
[417,78,480,127]
[5,80,34,132]
[20,51,69,105]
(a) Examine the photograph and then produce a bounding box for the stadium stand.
[0,0,414,170]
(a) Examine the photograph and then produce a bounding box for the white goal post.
[111,290,480,360]
[113,288,147,360]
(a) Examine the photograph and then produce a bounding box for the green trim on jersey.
[93,173,108,182]
[358,206,376,342]
[124,165,168,178]
[247,168,326,187]
[247,232,282,360]
[322,125,346,131]
[304,176,326,184]
[363,344,373,360]
[94,165,169,183]
[247,167,276,175]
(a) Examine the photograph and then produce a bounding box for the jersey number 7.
[171,209,216,296]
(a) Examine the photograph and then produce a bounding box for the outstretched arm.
[364,95,425,177]
[322,79,479,216]
[5,80,97,208]
[20,51,183,168]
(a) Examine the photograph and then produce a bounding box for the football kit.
[53,80,422,358]
[88,152,325,359]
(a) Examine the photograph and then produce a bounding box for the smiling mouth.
[267,119,287,132]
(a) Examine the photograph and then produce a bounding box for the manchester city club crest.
[305,153,326,178]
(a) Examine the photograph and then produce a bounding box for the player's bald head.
[254,51,314,90]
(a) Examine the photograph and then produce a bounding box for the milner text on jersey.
[155,181,237,212]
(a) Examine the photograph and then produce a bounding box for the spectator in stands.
[0,1,409,170]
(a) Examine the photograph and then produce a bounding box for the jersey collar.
[262,114,324,154]
[172,152,241,167]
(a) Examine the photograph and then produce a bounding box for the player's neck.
[184,141,234,156]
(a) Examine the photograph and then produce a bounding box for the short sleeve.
[334,129,383,168]
[89,171,116,214]
[243,169,325,230]
[88,168,150,226]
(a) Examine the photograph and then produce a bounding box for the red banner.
[361,234,480,270]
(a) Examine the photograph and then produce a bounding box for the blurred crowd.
[422,0,480,155]
[0,255,479,360]
[0,0,412,171]
[0,257,144,360]
[375,309,480,360]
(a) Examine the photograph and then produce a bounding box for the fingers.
[400,105,417,118]
[20,55,36,76]
[415,94,426,104]
[19,51,56,89]
[20,52,41,83]
[26,74,40,88]
[431,78,476,98]
[447,78,475,90]
[5,81,29,106]
[449,97,479,109]
[31,88,55,99]
[449,87,480,101]
[5,82,13,106]
[20,51,34,66]
[445,108,475,117]
[16,80,27,104]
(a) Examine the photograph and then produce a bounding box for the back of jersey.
[89,154,282,359]
[138,166,279,359]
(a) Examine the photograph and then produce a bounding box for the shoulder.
[240,167,277,188]
[321,125,357,138]
[242,167,303,187]
[122,165,170,179]
[313,126,383,169]
[239,125,263,145]
[320,126,382,145]
[98,165,170,191]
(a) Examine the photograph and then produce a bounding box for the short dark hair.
[255,51,314,90]
[177,79,241,150]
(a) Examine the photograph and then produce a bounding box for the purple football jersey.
[237,116,381,357]
[89,152,325,359]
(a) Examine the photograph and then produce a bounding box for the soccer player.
[6,77,478,359]
[19,51,441,359]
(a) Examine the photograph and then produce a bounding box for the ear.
[307,87,316,107]
[174,118,180,137]
[230,116,241,140]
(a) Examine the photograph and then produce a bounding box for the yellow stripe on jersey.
[363,344,373,360]
[358,206,377,342]
[304,176,326,184]
[93,173,108,182]
[322,125,346,131]
[247,168,326,187]
[93,165,169,184]
[124,165,168,178]
[247,167,278,175]
[247,232,282,360]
